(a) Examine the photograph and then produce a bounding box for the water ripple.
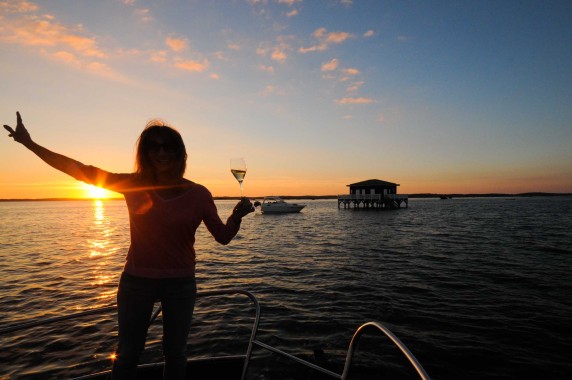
[1,198,572,379]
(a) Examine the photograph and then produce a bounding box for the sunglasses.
[145,141,181,154]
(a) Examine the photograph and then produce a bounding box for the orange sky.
[1,1,571,198]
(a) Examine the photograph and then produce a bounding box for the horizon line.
[1,192,571,202]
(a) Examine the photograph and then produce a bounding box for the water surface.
[1,197,571,379]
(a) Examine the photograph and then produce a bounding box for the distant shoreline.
[1,192,571,202]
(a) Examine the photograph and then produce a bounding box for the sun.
[82,184,114,199]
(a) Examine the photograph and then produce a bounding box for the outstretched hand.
[4,112,32,145]
[232,198,255,221]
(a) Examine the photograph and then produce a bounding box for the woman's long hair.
[135,120,187,184]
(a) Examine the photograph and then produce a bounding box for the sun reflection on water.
[94,199,105,223]
[87,200,120,305]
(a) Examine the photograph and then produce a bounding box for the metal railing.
[337,194,409,201]
[1,289,429,380]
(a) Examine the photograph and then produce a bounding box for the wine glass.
[230,157,247,197]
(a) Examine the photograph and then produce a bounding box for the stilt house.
[337,179,408,209]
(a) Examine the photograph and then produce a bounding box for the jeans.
[111,272,197,380]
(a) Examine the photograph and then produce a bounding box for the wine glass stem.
[240,183,243,197]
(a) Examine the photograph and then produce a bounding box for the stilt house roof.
[347,179,400,187]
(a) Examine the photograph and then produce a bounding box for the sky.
[1,0,571,199]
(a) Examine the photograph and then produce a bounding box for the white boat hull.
[260,197,306,214]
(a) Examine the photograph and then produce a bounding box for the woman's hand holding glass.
[231,198,255,223]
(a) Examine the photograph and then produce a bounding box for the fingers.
[3,125,15,136]
[233,199,255,216]
[4,111,21,136]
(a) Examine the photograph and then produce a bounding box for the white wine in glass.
[230,158,247,197]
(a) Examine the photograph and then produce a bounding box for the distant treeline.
[1,193,570,202]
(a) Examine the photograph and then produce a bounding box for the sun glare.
[83,184,114,199]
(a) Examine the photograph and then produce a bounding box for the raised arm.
[4,111,91,180]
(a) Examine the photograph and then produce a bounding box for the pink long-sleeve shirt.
[75,165,240,278]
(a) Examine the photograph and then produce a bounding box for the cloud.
[246,0,267,5]
[0,0,38,13]
[166,36,188,52]
[134,8,153,22]
[52,50,79,65]
[256,46,269,56]
[277,0,302,5]
[258,64,275,74]
[173,58,209,72]
[50,50,122,81]
[299,44,328,53]
[363,30,375,38]
[150,50,168,63]
[342,68,360,76]
[346,81,364,93]
[271,49,287,62]
[257,40,292,62]
[321,59,339,72]
[0,1,122,81]
[0,14,106,58]
[286,9,299,17]
[335,97,375,105]
[320,58,361,84]
[260,85,285,97]
[325,31,352,44]
[300,27,353,53]
[271,43,291,63]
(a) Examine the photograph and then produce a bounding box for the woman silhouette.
[4,112,254,379]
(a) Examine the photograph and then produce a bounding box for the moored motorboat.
[259,197,306,214]
[0,289,430,380]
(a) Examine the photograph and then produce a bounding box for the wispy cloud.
[0,1,127,80]
[299,27,353,53]
[256,39,293,63]
[335,97,375,105]
[121,0,153,22]
[277,0,302,5]
[0,0,38,13]
[346,81,364,93]
[173,58,209,73]
[0,13,106,58]
[258,64,275,74]
[260,84,285,97]
[321,59,339,72]
[0,1,218,81]
[150,50,168,63]
[286,9,299,17]
[246,0,268,5]
[363,30,375,38]
[134,8,153,22]
[166,36,188,52]
[338,67,361,83]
